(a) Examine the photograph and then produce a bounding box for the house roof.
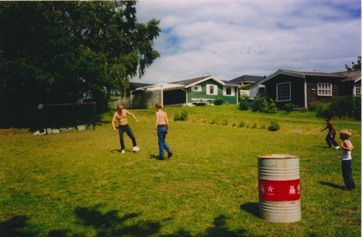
[134,83,185,91]
[133,75,239,92]
[171,75,237,88]
[229,75,265,84]
[272,69,345,78]
[333,70,361,82]
[130,82,153,89]
[259,69,346,84]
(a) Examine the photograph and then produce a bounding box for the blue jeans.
[342,160,355,189]
[157,125,171,158]
[118,125,137,150]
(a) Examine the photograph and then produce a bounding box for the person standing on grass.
[339,129,355,190]
[112,104,140,154]
[154,102,173,159]
[321,118,340,149]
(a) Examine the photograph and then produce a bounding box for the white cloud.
[134,0,361,84]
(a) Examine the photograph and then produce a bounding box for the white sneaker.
[121,149,125,154]
[335,146,340,149]
[133,146,140,152]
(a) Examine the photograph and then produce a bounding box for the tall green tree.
[0,1,160,128]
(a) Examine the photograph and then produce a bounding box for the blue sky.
[133,0,361,84]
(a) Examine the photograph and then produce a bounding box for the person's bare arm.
[112,113,117,131]
[165,113,169,131]
[341,141,354,151]
[154,112,159,129]
[127,110,139,122]
[154,112,159,135]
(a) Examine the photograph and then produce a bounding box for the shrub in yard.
[309,102,331,118]
[329,96,353,118]
[239,95,250,110]
[268,98,277,114]
[214,97,224,105]
[251,96,268,113]
[352,95,361,120]
[251,96,277,113]
[328,96,361,120]
[268,120,280,131]
[238,121,245,127]
[283,102,295,113]
[174,111,188,121]
[310,96,361,120]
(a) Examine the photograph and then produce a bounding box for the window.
[276,82,291,101]
[355,83,361,95]
[317,83,332,96]
[206,84,218,95]
[192,85,201,92]
[223,86,235,96]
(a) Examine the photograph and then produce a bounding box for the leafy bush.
[283,102,295,113]
[268,99,277,114]
[173,111,188,121]
[239,95,250,110]
[329,96,354,118]
[309,103,331,118]
[238,121,245,127]
[251,96,268,113]
[251,96,277,113]
[352,95,361,120]
[268,120,280,131]
[310,96,361,120]
[214,97,224,105]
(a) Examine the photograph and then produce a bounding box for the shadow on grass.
[73,207,261,236]
[197,214,261,237]
[110,149,135,153]
[240,202,259,219]
[0,207,263,236]
[319,181,345,190]
[316,146,334,149]
[110,149,122,153]
[74,207,161,236]
[0,215,35,237]
[150,154,168,160]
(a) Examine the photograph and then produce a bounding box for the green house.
[170,75,239,106]
[130,75,239,108]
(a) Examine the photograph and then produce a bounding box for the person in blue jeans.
[154,102,173,159]
[339,129,355,190]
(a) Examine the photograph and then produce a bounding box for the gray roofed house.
[333,70,361,96]
[229,74,265,98]
[229,75,265,85]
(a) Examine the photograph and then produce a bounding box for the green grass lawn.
[0,105,360,237]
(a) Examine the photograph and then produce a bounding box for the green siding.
[187,80,237,104]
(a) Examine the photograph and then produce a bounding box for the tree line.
[0,1,160,128]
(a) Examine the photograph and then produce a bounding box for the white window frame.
[276,82,291,102]
[223,86,235,96]
[355,83,361,95]
[192,85,202,92]
[317,83,332,96]
[206,84,218,95]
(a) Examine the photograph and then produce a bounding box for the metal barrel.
[258,154,301,223]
